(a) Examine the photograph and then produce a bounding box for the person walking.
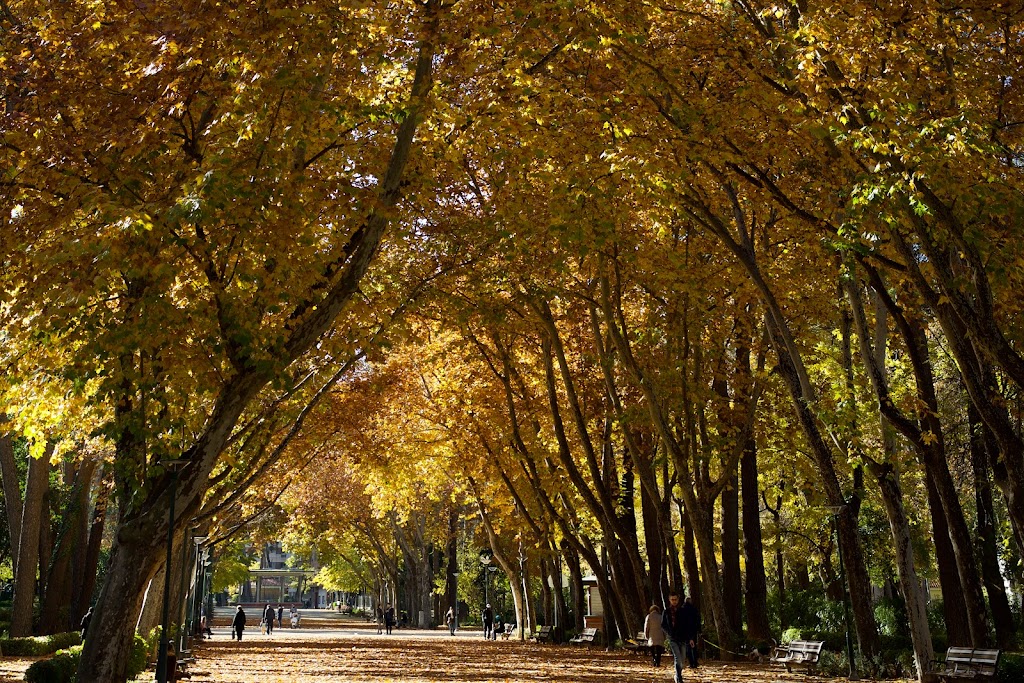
[493,613,503,640]
[481,603,494,640]
[662,592,691,683]
[264,603,276,635]
[376,605,383,635]
[277,605,284,629]
[681,595,701,668]
[445,606,456,635]
[384,604,396,635]
[231,605,246,641]
[80,607,93,640]
[644,604,666,667]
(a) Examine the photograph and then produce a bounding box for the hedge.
[0,633,81,657]
[23,634,149,683]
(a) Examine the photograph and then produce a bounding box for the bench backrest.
[945,648,1000,674]
[537,625,552,634]
[789,640,824,653]
[581,628,597,638]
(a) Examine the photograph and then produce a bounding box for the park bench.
[623,631,650,655]
[531,625,552,643]
[927,647,1001,682]
[770,639,825,672]
[569,627,598,648]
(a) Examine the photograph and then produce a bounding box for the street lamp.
[451,571,460,632]
[827,505,858,680]
[156,459,189,683]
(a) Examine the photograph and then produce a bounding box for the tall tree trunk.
[869,461,934,681]
[563,539,585,632]
[926,474,970,645]
[742,439,771,641]
[11,443,52,636]
[969,403,1016,648]
[682,507,701,614]
[72,472,106,624]
[40,460,98,634]
[722,473,743,638]
[0,432,22,577]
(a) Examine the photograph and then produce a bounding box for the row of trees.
[3,2,1024,681]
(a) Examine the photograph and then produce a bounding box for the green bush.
[781,627,803,643]
[999,652,1024,683]
[22,633,150,683]
[24,645,81,683]
[0,632,81,657]
[126,632,150,678]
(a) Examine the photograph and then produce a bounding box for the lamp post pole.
[156,460,188,683]
[451,571,460,632]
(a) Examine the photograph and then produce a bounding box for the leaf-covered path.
[179,631,901,683]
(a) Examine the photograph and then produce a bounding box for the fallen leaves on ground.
[182,632,912,683]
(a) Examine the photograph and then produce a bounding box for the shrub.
[126,632,150,678]
[23,633,151,683]
[24,645,81,683]
[0,632,81,657]
[781,627,803,643]
[999,653,1024,683]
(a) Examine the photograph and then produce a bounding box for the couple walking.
[644,592,700,683]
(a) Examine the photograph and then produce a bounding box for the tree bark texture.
[11,444,51,637]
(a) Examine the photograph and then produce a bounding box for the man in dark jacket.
[481,603,494,640]
[264,603,276,635]
[232,605,246,641]
[80,607,93,639]
[662,592,699,683]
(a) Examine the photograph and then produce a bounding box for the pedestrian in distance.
[277,604,284,628]
[231,605,246,641]
[264,603,275,635]
[384,604,396,635]
[376,605,383,635]
[80,606,93,640]
[481,603,494,640]
[493,613,503,640]
[445,606,456,636]
[644,604,666,667]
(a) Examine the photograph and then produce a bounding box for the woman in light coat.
[643,605,667,667]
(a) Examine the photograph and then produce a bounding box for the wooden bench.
[928,647,1001,682]
[531,625,552,643]
[570,627,598,647]
[770,640,825,672]
[623,631,650,655]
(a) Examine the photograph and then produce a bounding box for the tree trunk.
[742,439,771,641]
[563,539,585,632]
[39,460,97,634]
[926,466,970,646]
[0,432,22,576]
[722,473,743,638]
[11,443,52,636]
[682,507,701,613]
[71,479,108,626]
[80,538,163,682]
[969,403,1016,648]
[869,462,934,681]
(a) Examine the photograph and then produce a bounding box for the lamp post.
[828,505,858,680]
[451,571,460,632]
[156,459,188,683]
